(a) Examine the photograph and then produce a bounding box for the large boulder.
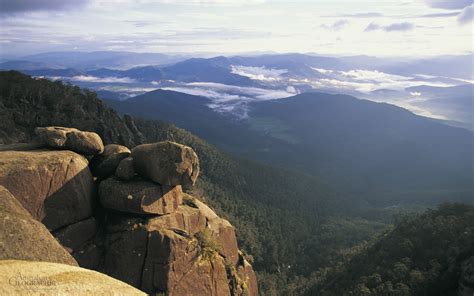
[99,177,182,215]
[35,126,104,155]
[0,150,95,231]
[115,157,135,181]
[0,186,77,266]
[90,144,131,178]
[0,260,146,295]
[131,141,200,187]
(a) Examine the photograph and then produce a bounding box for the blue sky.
[0,0,472,57]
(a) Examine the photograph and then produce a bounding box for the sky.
[0,0,473,57]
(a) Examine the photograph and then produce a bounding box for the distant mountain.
[247,92,473,202]
[104,89,274,151]
[0,60,64,71]
[4,52,472,127]
[405,84,473,130]
[95,56,260,86]
[381,55,474,80]
[16,51,187,70]
[106,89,474,206]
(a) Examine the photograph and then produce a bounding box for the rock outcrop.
[0,260,146,295]
[35,126,104,155]
[0,150,94,231]
[0,126,257,296]
[132,141,200,187]
[115,156,135,180]
[0,186,78,266]
[90,144,131,178]
[99,177,182,215]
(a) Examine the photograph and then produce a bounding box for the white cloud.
[230,65,288,81]
[162,81,296,117]
[314,68,454,92]
[321,19,350,31]
[365,22,415,32]
[71,75,137,83]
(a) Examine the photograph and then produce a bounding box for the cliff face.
[0,127,258,295]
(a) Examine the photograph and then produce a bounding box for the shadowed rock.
[90,144,131,178]
[103,215,149,288]
[0,186,77,266]
[53,217,98,252]
[99,177,182,215]
[0,150,95,231]
[115,157,135,181]
[0,260,146,295]
[131,141,200,187]
[72,242,103,270]
[35,126,104,155]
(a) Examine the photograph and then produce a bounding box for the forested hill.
[0,71,390,294]
[309,203,474,296]
[105,87,474,207]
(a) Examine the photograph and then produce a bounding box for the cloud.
[231,65,288,81]
[364,23,381,31]
[0,0,89,14]
[365,22,415,32]
[321,19,350,31]
[458,4,474,24]
[419,11,460,17]
[323,12,384,18]
[70,75,137,83]
[95,0,265,5]
[162,82,296,117]
[308,67,455,93]
[424,0,471,9]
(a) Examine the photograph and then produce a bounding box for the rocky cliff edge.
[0,126,257,296]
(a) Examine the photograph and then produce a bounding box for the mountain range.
[1,52,472,130]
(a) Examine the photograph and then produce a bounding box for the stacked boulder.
[0,126,258,296]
